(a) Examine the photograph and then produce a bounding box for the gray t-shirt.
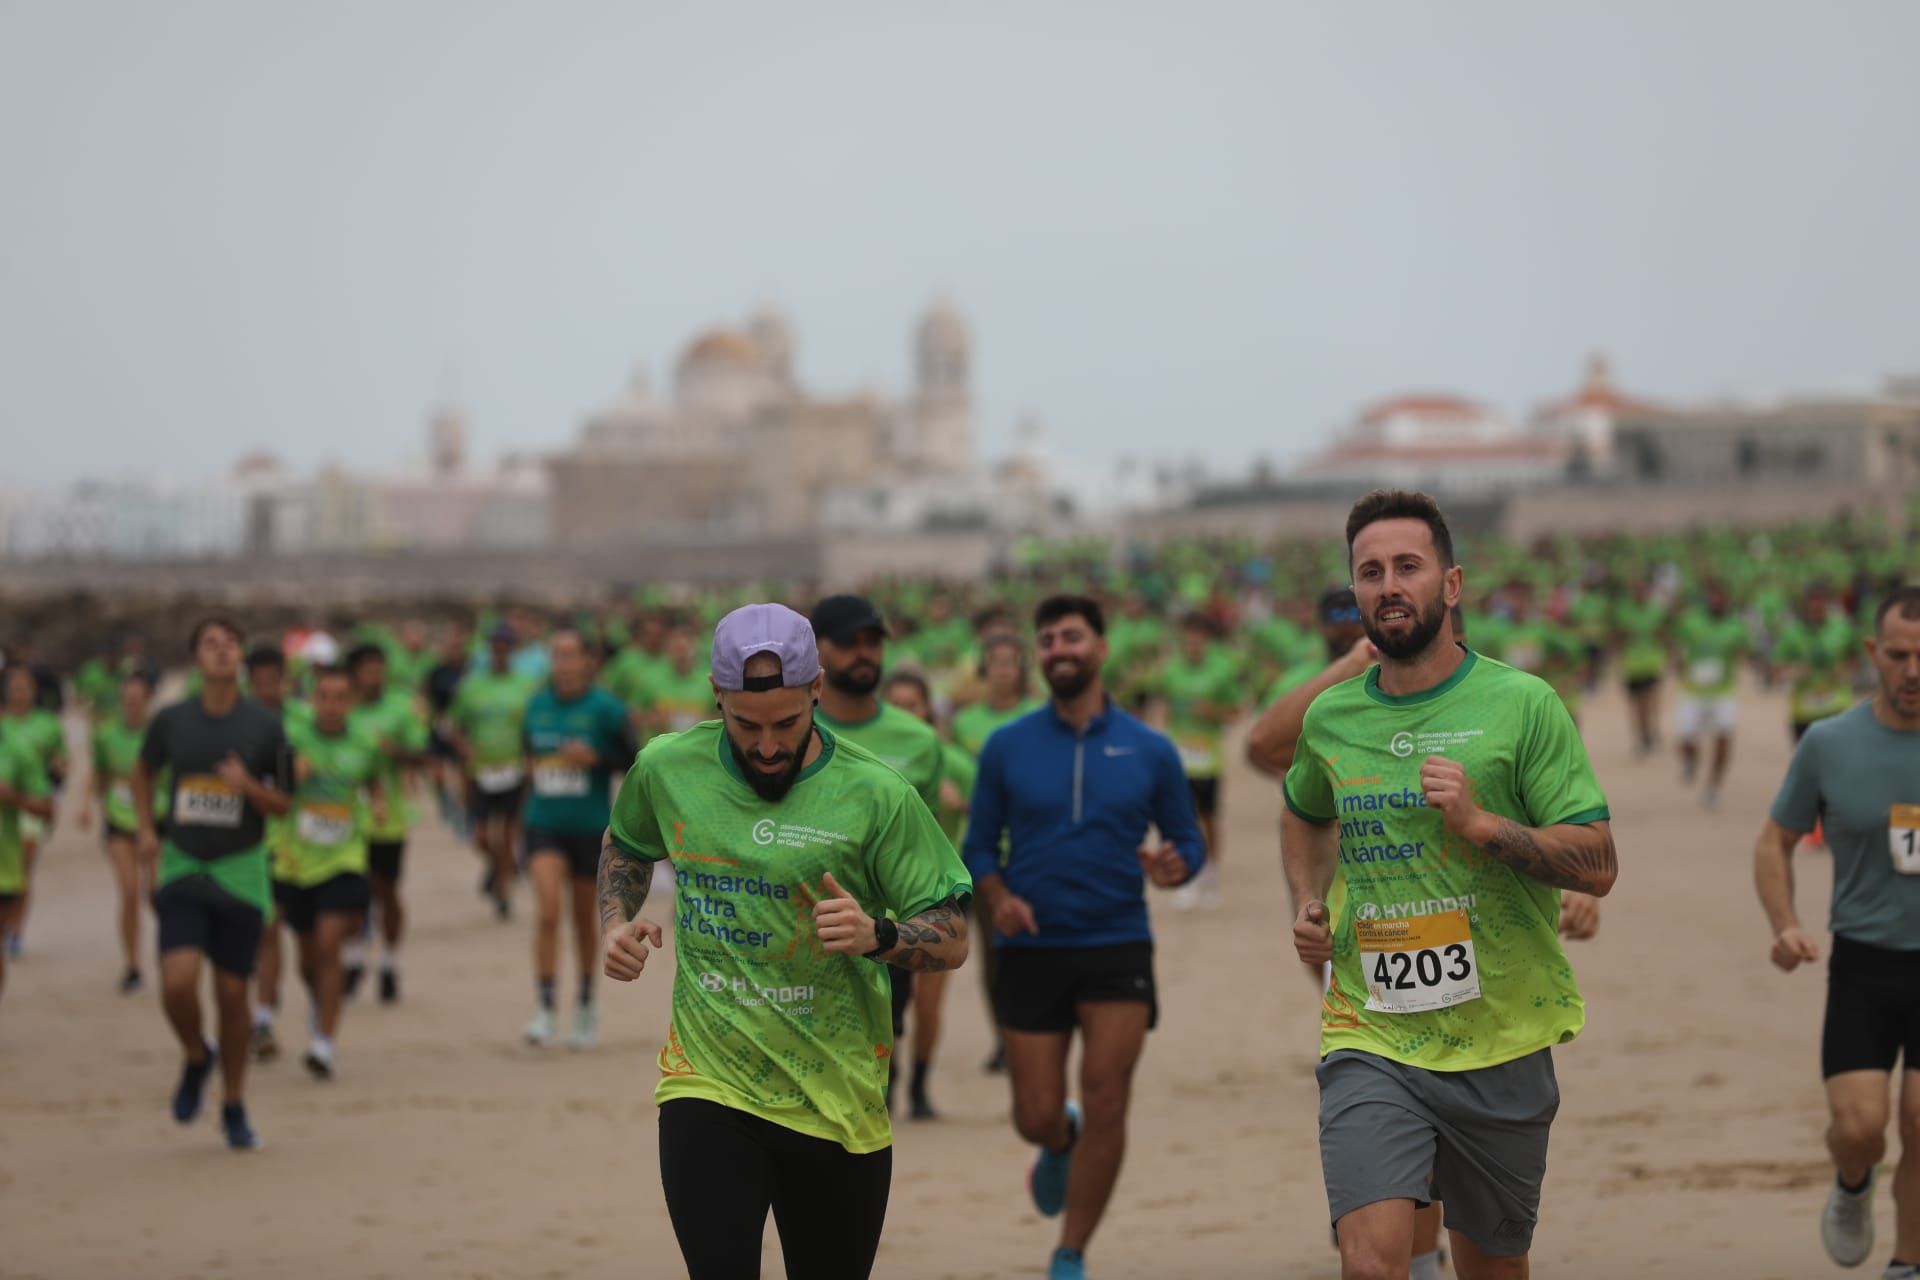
[1770,701,1920,950]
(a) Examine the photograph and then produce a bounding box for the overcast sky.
[4,1,1918,490]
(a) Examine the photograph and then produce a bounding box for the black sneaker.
[379,969,399,1005]
[221,1102,261,1151]
[493,893,511,922]
[984,1044,1007,1074]
[172,1041,217,1124]
[342,964,366,1000]
[119,968,143,996]
[251,1022,280,1063]
[910,1095,939,1121]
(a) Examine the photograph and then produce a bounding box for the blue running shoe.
[221,1102,260,1151]
[172,1040,216,1124]
[1048,1247,1087,1279]
[1028,1100,1081,1217]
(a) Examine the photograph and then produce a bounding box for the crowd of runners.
[1,491,1917,1279]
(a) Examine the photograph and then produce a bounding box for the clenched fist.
[604,916,665,981]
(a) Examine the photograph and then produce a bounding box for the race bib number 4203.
[1355,908,1480,1014]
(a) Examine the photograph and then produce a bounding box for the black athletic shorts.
[273,873,372,935]
[994,942,1157,1033]
[1823,935,1920,1079]
[368,839,405,881]
[154,878,265,977]
[469,781,526,824]
[889,967,913,1037]
[1625,675,1661,695]
[524,828,600,881]
[0,891,18,908]
[1188,777,1220,817]
[658,1098,890,1280]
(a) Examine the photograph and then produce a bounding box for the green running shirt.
[608,723,971,1154]
[1285,650,1610,1072]
[350,688,429,842]
[0,736,51,894]
[815,703,944,813]
[281,720,384,887]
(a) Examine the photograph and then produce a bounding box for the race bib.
[1355,908,1480,1014]
[295,801,355,847]
[1892,804,1920,875]
[474,762,525,793]
[532,756,589,798]
[1176,737,1218,773]
[175,775,243,829]
[669,712,700,732]
[109,780,134,813]
[1687,657,1726,686]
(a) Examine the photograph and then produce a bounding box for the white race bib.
[295,802,355,847]
[1356,908,1481,1014]
[474,762,525,793]
[109,780,134,813]
[532,758,589,798]
[175,776,243,829]
[1687,657,1726,686]
[1892,804,1920,875]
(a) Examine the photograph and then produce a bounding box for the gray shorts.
[1317,1047,1559,1257]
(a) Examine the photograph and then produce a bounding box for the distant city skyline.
[4,2,1918,490]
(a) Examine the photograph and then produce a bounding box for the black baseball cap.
[809,595,890,646]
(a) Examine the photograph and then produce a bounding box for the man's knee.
[1012,1095,1065,1145]
[1831,1106,1888,1154]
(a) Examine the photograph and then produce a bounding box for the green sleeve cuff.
[1283,781,1334,826]
[1550,806,1612,827]
[608,832,666,863]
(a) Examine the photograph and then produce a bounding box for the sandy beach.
[0,678,1855,1279]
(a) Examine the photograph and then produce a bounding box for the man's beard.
[1362,594,1447,660]
[824,663,880,696]
[728,722,814,802]
[1043,657,1097,700]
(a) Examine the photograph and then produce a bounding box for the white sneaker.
[1171,879,1203,912]
[1822,1170,1875,1267]
[568,1003,600,1052]
[523,1007,558,1048]
[1702,788,1721,811]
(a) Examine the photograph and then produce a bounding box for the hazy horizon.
[4,1,1918,490]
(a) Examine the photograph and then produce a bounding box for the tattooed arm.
[879,895,971,974]
[1477,818,1618,896]
[597,828,653,929]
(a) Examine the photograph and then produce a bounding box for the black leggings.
[658,1098,891,1280]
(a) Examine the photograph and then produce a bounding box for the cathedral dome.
[680,329,761,368]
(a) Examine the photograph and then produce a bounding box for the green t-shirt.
[1774,615,1862,726]
[1,709,65,786]
[935,740,977,850]
[93,715,164,831]
[75,659,120,718]
[522,684,633,833]
[816,703,944,813]
[0,735,51,893]
[638,665,718,741]
[451,671,537,781]
[280,720,384,887]
[1158,650,1242,779]
[1613,598,1669,681]
[350,688,430,841]
[1284,650,1610,1072]
[1266,658,1327,706]
[602,648,668,714]
[950,698,1040,760]
[607,723,971,1154]
[1674,611,1750,696]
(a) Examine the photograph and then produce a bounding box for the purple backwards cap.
[710,604,822,692]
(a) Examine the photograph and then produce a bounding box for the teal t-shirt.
[608,723,971,1154]
[1770,702,1920,950]
[1284,650,1611,1072]
[523,684,633,834]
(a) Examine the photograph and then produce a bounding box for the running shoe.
[1702,788,1722,811]
[1048,1247,1087,1280]
[251,1021,280,1063]
[1823,1170,1876,1267]
[984,1044,1006,1073]
[119,968,143,996]
[1881,1265,1917,1280]
[910,1094,939,1121]
[494,893,512,922]
[172,1040,217,1124]
[1028,1101,1081,1218]
[221,1102,261,1151]
[5,933,21,959]
[303,1040,335,1081]
[524,1007,558,1047]
[567,1003,600,1052]
[342,963,366,1000]
[379,968,400,1005]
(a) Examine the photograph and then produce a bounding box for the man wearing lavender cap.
[596,603,972,1280]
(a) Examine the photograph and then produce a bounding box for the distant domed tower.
[430,407,467,478]
[748,303,796,388]
[912,298,973,472]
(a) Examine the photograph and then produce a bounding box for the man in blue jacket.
[965,594,1205,1280]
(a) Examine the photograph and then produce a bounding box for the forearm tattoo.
[1480,820,1616,894]
[597,832,653,930]
[887,895,967,973]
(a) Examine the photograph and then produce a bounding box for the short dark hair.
[311,664,352,687]
[1345,489,1454,569]
[977,632,1028,675]
[120,669,156,694]
[882,669,932,705]
[344,643,386,671]
[1876,586,1920,632]
[245,644,285,673]
[1033,594,1106,637]
[190,616,246,652]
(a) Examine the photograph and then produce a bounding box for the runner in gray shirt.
[1754,585,1920,1279]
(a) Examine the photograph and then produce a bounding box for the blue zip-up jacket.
[962,697,1205,949]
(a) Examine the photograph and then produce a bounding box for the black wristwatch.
[863,915,898,960]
